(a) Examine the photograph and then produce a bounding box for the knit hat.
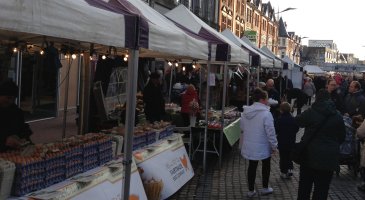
[0,80,18,97]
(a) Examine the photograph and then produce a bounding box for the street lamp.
[275,7,297,14]
[275,7,297,20]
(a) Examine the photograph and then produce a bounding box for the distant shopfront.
[244,30,257,44]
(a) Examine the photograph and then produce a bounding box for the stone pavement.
[170,106,365,200]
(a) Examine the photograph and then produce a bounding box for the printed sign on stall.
[135,142,194,200]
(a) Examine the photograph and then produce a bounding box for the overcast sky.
[265,0,365,60]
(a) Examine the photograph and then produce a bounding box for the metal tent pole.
[168,65,173,102]
[122,49,139,200]
[62,56,72,139]
[219,62,228,168]
[203,61,211,172]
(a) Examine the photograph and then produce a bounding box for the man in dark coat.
[0,80,33,152]
[327,79,345,114]
[344,81,365,117]
[143,73,165,122]
[266,79,280,119]
[295,89,345,200]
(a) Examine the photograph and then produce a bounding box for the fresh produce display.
[0,133,113,196]
[205,107,241,129]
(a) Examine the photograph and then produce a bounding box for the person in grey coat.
[295,89,345,200]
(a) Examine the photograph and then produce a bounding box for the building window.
[280,38,286,46]
[221,14,227,31]
[246,8,252,23]
[241,1,245,16]
[254,13,259,27]
[262,19,267,32]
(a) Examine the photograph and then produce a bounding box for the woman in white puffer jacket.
[240,88,278,197]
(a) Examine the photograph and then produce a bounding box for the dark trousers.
[247,157,271,191]
[297,165,333,200]
[307,95,312,105]
[279,149,293,173]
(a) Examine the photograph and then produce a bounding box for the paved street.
[171,118,365,200]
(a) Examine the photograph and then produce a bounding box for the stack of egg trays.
[82,140,99,172]
[146,131,157,145]
[44,152,65,187]
[0,159,16,199]
[64,145,83,178]
[98,137,113,165]
[12,159,45,196]
[158,125,175,139]
[132,133,147,151]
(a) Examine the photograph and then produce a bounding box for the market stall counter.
[7,157,147,200]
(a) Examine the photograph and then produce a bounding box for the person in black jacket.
[275,102,299,179]
[326,79,345,114]
[143,73,165,123]
[295,89,345,200]
[266,79,280,119]
[0,80,33,152]
[344,81,365,117]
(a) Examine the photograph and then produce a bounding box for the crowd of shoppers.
[239,72,365,198]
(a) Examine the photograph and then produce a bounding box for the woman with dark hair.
[240,88,278,197]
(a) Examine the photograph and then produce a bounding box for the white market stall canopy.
[304,65,325,74]
[221,29,274,68]
[282,55,294,70]
[0,0,128,48]
[165,5,249,64]
[260,46,284,69]
[88,0,209,60]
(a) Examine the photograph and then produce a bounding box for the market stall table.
[7,157,147,200]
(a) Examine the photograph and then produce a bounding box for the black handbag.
[290,116,329,165]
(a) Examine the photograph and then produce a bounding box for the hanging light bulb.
[168,61,172,66]
[64,54,69,59]
[40,50,44,55]
[102,55,106,60]
[182,66,186,71]
[71,54,77,59]
[80,53,84,56]
[90,56,93,61]
[13,47,18,53]
[175,62,178,67]
[192,64,196,69]
[123,56,128,61]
